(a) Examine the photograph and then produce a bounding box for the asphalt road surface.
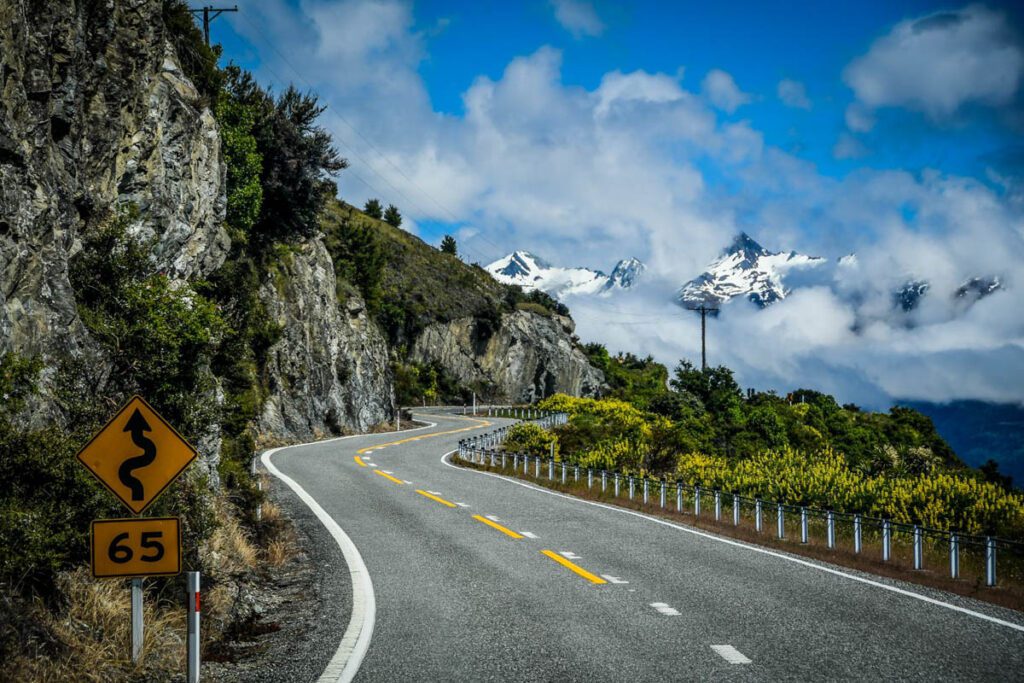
[265,411,1024,682]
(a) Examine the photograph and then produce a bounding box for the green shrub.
[503,423,559,459]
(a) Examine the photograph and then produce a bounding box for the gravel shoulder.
[204,476,351,683]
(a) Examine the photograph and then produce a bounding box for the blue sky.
[211,1,1024,406]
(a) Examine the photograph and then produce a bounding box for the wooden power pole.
[189,5,238,47]
[686,304,718,371]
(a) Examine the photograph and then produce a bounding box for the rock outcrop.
[259,240,393,440]
[411,310,604,403]
[0,0,229,364]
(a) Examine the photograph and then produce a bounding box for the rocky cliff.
[411,310,604,403]
[0,1,394,448]
[0,0,229,364]
[259,240,393,439]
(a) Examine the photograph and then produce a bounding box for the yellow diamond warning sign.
[77,396,198,514]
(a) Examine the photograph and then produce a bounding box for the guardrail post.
[614,473,620,497]
[574,465,579,483]
[661,480,667,509]
[534,456,540,478]
[777,503,785,539]
[588,468,593,489]
[501,451,506,469]
[561,462,567,484]
[733,494,740,526]
[854,515,862,554]
[986,537,997,586]
[548,458,553,481]
[513,453,519,471]
[714,490,721,521]
[186,571,200,683]
[826,511,835,549]
[913,526,923,569]
[694,486,701,517]
[628,476,635,501]
[602,470,607,492]
[131,578,143,664]
[643,478,649,504]
[755,499,763,532]
[949,533,959,579]
[490,450,495,467]
[676,482,683,512]
[882,520,891,562]
[800,507,808,544]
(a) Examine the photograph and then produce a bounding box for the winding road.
[263,410,1024,682]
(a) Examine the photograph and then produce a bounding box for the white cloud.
[702,68,751,113]
[231,0,1024,406]
[844,102,875,132]
[777,78,811,109]
[550,0,605,39]
[833,132,868,160]
[843,4,1024,120]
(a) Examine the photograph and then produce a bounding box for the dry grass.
[7,569,185,682]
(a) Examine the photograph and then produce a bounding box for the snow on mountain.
[677,233,827,308]
[895,275,1002,312]
[485,251,644,298]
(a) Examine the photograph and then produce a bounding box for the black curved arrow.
[119,409,157,501]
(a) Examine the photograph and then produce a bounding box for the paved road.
[266,411,1024,682]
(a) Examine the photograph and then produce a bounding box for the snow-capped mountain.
[485,251,644,298]
[677,233,827,308]
[896,276,1002,312]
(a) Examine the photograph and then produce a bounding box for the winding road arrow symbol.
[119,408,157,501]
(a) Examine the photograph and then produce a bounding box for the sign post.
[77,396,196,668]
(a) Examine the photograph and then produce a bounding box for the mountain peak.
[727,232,769,257]
[486,252,644,298]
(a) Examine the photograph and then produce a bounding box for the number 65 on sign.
[91,518,181,578]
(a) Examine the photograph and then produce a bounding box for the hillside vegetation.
[524,355,1024,539]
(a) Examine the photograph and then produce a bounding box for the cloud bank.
[229,0,1024,408]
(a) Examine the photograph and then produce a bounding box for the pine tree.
[440,234,457,255]
[384,204,402,228]
[363,198,383,219]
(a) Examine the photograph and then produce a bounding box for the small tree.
[440,234,457,255]
[363,198,383,219]
[384,204,402,228]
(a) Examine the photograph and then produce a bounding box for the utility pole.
[189,5,238,47]
[686,304,718,371]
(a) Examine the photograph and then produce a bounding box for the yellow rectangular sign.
[90,517,181,578]
[77,396,198,514]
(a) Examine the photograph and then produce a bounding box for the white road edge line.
[259,420,436,682]
[441,451,1024,634]
[711,645,751,664]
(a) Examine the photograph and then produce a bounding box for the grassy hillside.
[322,200,566,350]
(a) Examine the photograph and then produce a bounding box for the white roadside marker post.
[187,571,201,683]
[131,578,143,664]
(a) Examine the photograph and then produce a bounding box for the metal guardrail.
[458,412,1022,589]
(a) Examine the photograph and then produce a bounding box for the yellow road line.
[472,514,524,539]
[375,470,404,484]
[357,415,492,454]
[540,550,607,585]
[416,489,457,508]
[354,456,367,467]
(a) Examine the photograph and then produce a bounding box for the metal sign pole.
[187,571,201,682]
[131,578,143,663]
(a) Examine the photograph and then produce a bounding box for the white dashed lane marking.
[650,602,681,616]
[520,531,538,539]
[485,515,501,522]
[558,551,582,560]
[601,575,629,584]
[711,645,751,664]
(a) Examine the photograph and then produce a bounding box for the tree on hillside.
[440,234,457,255]
[384,204,402,228]
[364,198,383,219]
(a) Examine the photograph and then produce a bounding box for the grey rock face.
[259,240,394,440]
[411,310,604,403]
[0,0,228,364]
